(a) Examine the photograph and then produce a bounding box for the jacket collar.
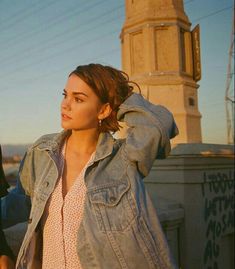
[37,129,115,162]
[94,131,115,162]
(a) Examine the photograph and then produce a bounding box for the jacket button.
[44,181,49,187]
[110,196,116,203]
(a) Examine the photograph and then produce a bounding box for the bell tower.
[120,0,202,143]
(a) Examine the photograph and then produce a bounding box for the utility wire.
[2,4,230,67]
[0,25,122,80]
[0,1,49,27]
[0,0,64,32]
[0,4,232,79]
[0,13,123,71]
[200,101,227,107]
[1,0,109,49]
[192,5,233,23]
[184,0,196,5]
[0,4,124,64]
[0,47,120,92]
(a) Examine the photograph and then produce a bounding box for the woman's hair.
[69,63,141,133]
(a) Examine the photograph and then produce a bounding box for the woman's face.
[61,74,104,131]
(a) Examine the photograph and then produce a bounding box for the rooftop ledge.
[170,143,234,157]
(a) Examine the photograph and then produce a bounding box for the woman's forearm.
[117,92,179,176]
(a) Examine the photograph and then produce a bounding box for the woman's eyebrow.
[63,89,88,97]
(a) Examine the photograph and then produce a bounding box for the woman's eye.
[62,93,67,98]
[75,97,83,103]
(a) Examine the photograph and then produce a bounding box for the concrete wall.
[145,143,234,269]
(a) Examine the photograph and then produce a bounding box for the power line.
[1,3,230,66]
[0,47,120,93]
[1,3,232,82]
[0,4,124,65]
[192,5,233,23]
[200,101,226,107]
[0,0,63,32]
[0,11,125,70]
[0,25,122,80]
[0,0,109,50]
[184,0,196,5]
[4,3,231,70]
[0,1,47,27]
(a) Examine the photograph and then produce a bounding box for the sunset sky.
[0,0,233,145]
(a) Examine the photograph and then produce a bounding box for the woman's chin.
[61,122,72,129]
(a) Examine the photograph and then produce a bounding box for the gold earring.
[99,119,102,127]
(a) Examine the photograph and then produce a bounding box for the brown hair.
[69,63,141,133]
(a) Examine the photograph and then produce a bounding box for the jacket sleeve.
[117,93,179,177]
[0,223,15,261]
[0,199,13,259]
[1,153,31,228]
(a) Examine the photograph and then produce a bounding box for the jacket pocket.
[88,180,137,232]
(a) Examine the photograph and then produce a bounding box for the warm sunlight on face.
[61,74,103,131]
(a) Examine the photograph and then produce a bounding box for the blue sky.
[0,0,233,144]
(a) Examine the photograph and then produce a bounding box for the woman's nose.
[61,98,71,110]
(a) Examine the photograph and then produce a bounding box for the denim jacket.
[6,93,179,269]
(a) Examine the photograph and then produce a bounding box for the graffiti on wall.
[201,170,234,269]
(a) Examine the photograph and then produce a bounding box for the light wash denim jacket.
[4,93,179,269]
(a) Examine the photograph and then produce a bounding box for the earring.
[99,119,102,127]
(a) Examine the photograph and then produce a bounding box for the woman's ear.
[98,103,112,120]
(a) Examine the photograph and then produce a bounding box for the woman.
[0,145,15,269]
[10,64,179,268]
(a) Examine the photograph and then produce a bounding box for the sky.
[0,0,234,145]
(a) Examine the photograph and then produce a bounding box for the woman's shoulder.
[27,132,61,152]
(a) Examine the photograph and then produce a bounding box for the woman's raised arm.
[117,92,179,177]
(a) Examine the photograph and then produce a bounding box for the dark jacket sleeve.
[0,199,15,261]
[117,92,179,177]
[1,153,31,229]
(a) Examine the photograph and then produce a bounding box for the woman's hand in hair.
[0,255,15,269]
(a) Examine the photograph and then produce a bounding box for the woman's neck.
[66,128,99,156]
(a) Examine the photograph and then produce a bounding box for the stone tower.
[120,0,202,143]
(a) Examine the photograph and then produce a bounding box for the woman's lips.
[61,113,72,120]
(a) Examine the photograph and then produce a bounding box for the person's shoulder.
[28,132,60,152]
